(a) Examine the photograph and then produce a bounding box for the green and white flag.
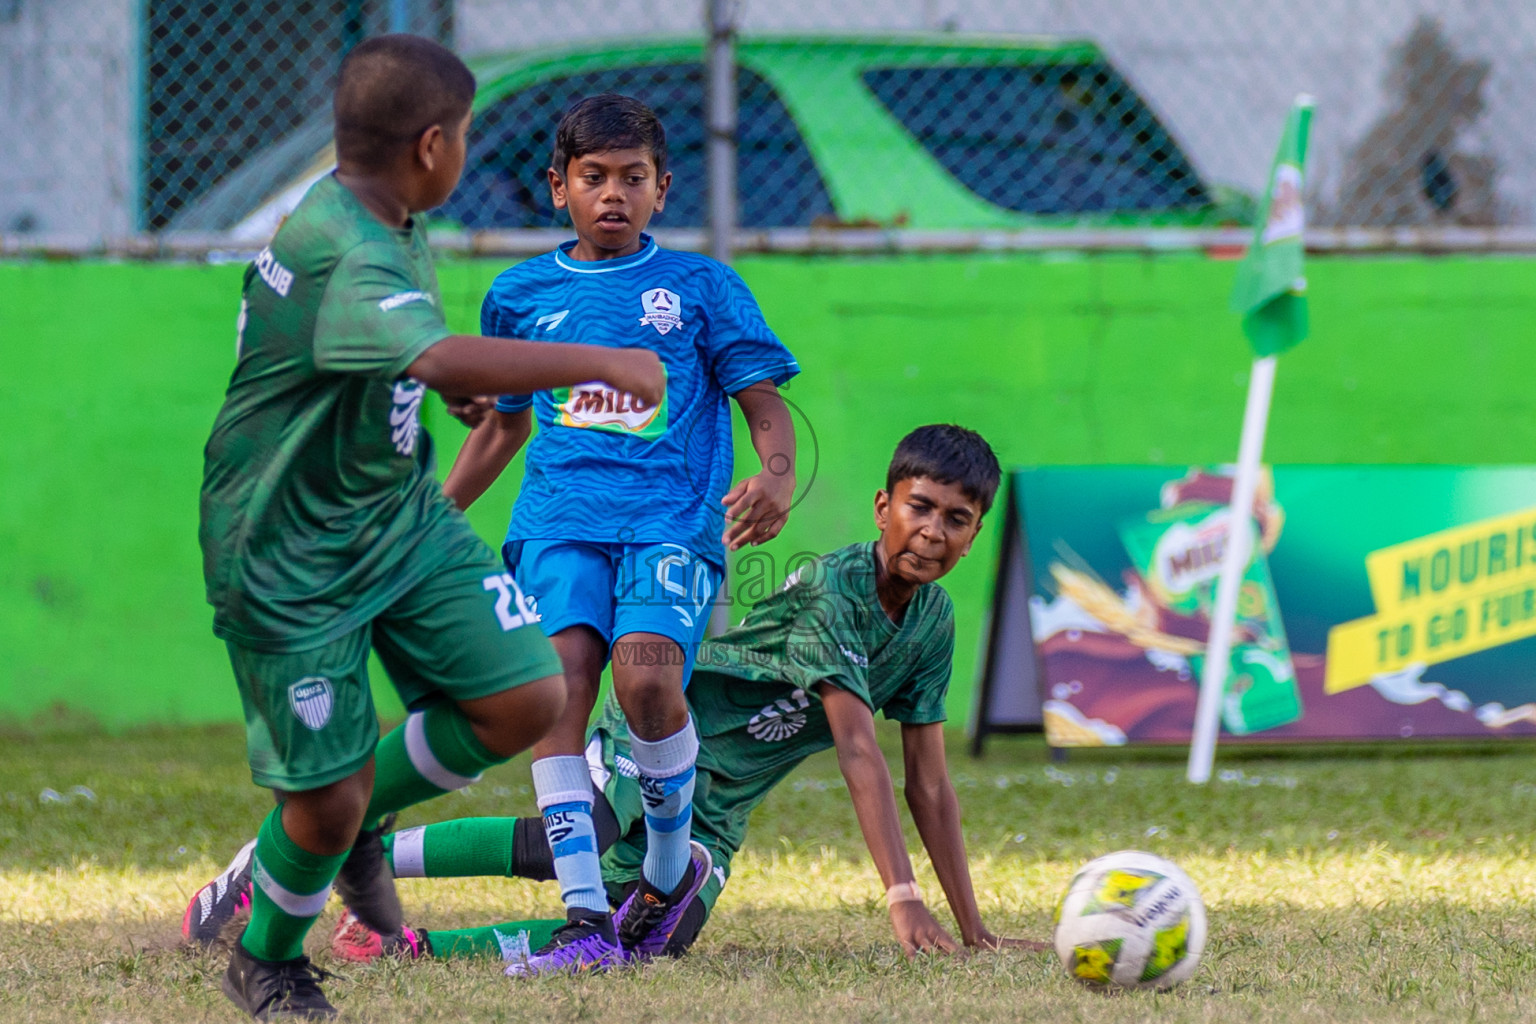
[1230,96,1314,357]
[1188,94,1317,786]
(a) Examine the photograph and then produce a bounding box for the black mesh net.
[8,1,1535,246]
[143,0,451,231]
[441,62,833,229]
[863,63,1210,216]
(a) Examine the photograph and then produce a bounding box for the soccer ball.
[1053,850,1206,990]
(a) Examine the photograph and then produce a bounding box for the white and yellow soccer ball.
[1053,850,1206,990]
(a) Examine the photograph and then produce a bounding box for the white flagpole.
[1186,354,1278,784]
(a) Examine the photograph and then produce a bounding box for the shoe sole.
[181,897,198,943]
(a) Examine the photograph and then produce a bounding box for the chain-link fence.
[3,0,1535,252]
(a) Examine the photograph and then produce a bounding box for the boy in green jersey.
[197,35,661,1019]
[308,425,1042,962]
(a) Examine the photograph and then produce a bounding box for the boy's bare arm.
[408,335,663,408]
[901,722,1045,951]
[818,683,962,956]
[443,408,532,511]
[723,381,795,551]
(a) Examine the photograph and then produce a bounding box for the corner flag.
[1230,97,1314,356]
[1187,94,1315,785]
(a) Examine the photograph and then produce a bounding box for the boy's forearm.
[722,382,796,550]
[906,781,986,944]
[838,743,917,889]
[902,723,987,944]
[821,684,916,888]
[736,382,795,479]
[443,410,529,511]
[823,687,965,955]
[408,335,659,405]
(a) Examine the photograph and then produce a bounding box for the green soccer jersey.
[599,541,954,856]
[200,174,477,651]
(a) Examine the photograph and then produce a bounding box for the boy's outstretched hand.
[721,470,794,550]
[890,901,964,956]
[890,905,1048,956]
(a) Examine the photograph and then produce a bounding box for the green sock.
[426,919,562,960]
[364,706,507,828]
[241,806,349,962]
[383,817,518,878]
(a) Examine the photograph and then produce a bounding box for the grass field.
[6,724,1536,1022]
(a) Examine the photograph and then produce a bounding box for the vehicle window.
[862,63,1210,215]
[441,62,834,229]
[144,2,342,230]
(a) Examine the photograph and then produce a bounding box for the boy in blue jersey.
[443,94,799,973]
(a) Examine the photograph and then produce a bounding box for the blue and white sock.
[628,718,698,893]
[530,756,607,916]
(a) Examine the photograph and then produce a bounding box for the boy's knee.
[613,665,686,736]
[552,626,607,692]
[306,816,364,855]
[279,771,373,855]
[459,673,567,758]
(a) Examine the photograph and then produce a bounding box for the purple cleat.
[505,910,628,977]
[614,841,713,961]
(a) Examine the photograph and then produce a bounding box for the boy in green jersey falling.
[195,426,1043,967]
[196,34,660,1019]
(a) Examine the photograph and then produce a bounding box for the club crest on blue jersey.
[638,287,684,335]
[288,676,335,730]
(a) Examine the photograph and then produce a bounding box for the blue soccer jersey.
[485,234,799,568]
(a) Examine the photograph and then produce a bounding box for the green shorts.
[586,728,730,919]
[228,552,561,791]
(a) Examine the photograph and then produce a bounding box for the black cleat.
[221,942,337,1020]
[333,814,403,937]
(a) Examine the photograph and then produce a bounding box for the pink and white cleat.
[182,838,256,947]
[329,908,429,963]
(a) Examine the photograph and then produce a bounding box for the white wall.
[0,0,137,240]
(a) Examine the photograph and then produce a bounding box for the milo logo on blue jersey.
[553,380,668,440]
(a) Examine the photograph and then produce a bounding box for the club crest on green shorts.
[288,676,335,730]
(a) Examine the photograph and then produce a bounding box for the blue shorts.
[506,540,722,684]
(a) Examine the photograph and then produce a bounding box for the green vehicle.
[182,35,1251,235]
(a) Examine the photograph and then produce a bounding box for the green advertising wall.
[2,252,1533,729]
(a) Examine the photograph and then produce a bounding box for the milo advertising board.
[972,467,1536,748]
